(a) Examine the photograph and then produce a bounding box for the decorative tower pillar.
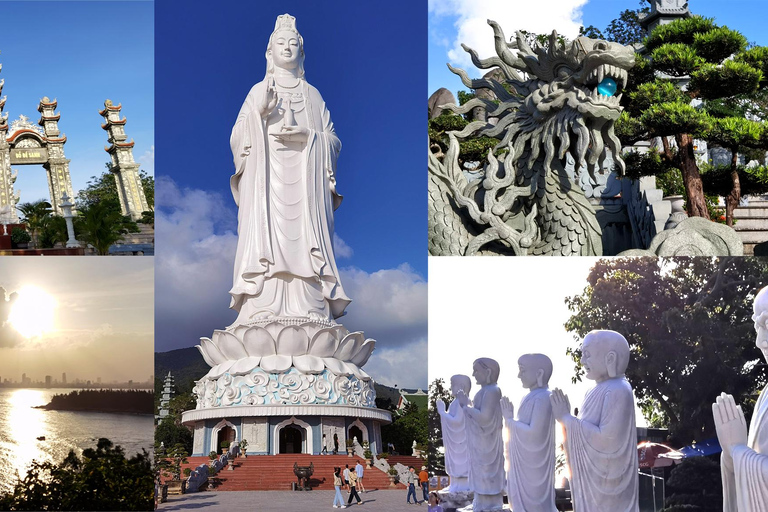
[99,100,149,221]
[0,57,17,222]
[159,372,175,420]
[60,193,80,248]
[38,97,75,215]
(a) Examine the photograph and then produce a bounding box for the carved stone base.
[193,366,376,408]
[439,489,473,512]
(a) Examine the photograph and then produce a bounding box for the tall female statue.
[229,14,350,326]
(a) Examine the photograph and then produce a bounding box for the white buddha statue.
[436,374,472,492]
[713,286,768,511]
[550,330,639,512]
[501,354,557,512]
[456,358,504,511]
[229,14,350,326]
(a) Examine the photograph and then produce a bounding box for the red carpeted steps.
[181,454,406,491]
[384,455,425,469]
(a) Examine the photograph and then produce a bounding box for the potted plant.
[379,452,389,459]
[363,449,373,468]
[346,438,354,457]
[11,227,30,249]
[221,441,229,455]
[183,468,192,479]
[239,438,249,458]
[209,451,218,464]
[387,467,398,487]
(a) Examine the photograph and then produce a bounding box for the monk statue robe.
[436,374,472,492]
[501,354,557,512]
[551,330,639,512]
[457,358,505,511]
[229,14,350,326]
[713,286,768,512]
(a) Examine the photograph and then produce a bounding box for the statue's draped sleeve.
[722,386,768,512]
[438,399,470,479]
[506,389,558,512]
[466,385,505,496]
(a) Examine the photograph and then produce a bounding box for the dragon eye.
[597,77,617,96]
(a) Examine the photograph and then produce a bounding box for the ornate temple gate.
[0,94,75,220]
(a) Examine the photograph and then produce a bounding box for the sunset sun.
[8,286,56,339]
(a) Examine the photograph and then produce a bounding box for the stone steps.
[181,454,404,491]
[732,198,768,254]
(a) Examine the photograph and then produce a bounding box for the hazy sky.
[153,0,428,389]
[1,1,153,205]
[0,258,153,384]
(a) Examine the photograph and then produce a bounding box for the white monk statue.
[436,374,472,492]
[713,286,768,511]
[501,354,557,512]
[229,14,350,326]
[550,330,639,512]
[457,358,504,511]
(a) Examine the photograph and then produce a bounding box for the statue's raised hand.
[259,77,278,118]
[455,389,469,407]
[713,393,748,462]
[436,398,447,415]
[500,396,514,421]
[550,388,571,422]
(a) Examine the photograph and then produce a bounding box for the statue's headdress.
[265,13,305,79]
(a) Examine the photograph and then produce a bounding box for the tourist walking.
[347,468,363,506]
[419,465,429,502]
[333,467,347,508]
[322,433,328,455]
[355,461,366,492]
[406,466,420,505]
[334,433,340,455]
[343,464,351,489]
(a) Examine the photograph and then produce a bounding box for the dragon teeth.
[597,65,605,84]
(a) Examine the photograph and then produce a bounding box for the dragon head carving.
[447,21,635,176]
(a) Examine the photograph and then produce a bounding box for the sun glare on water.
[8,286,56,338]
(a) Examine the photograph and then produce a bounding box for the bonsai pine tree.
[618,16,768,222]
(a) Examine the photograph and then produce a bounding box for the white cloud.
[139,145,155,174]
[154,177,239,348]
[431,0,588,72]
[333,233,353,259]
[364,338,428,389]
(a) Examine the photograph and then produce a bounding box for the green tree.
[619,16,768,222]
[75,200,139,255]
[564,257,768,445]
[0,438,153,511]
[77,166,154,215]
[662,457,722,511]
[428,378,452,473]
[381,402,428,456]
[579,1,650,46]
[16,200,52,248]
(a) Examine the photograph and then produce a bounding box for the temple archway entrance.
[216,425,235,454]
[349,425,363,445]
[279,424,304,454]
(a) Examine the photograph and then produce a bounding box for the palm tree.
[17,200,52,249]
[75,200,138,255]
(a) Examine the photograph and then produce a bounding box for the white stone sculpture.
[457,358,504,512]
[713,286,768,511]
[550,330,639,512]
[229,13,350,325]
[501,354,557,512]
[193,14,378,410]
[436,374,472,493]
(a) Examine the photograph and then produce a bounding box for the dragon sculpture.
[429,20,635,256]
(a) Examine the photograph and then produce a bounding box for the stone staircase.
[120,223,154,244]
[181,454,405,492]
[733,196,768,255]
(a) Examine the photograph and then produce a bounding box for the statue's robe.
[229,79,349,322]
[723,384,768,512]
[438,398,471,491]
[467,384,505,498]
[505,388,557,512]
[562,378,638,512]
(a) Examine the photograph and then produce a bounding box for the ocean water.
[0,388,154,493]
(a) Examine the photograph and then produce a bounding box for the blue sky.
[1,0,153,206]
[154,0,428,388]
[429,0,768,96]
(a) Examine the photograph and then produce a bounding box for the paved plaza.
[159,489,425,511]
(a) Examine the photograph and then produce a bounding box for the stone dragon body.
[429,21,635,256]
